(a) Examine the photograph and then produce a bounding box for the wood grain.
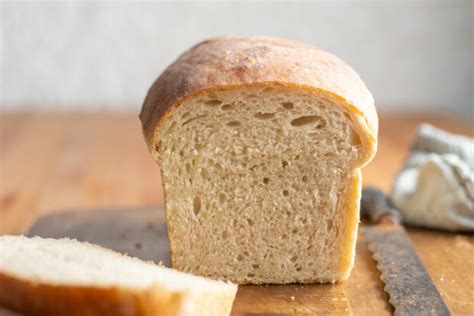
[0,112,473,315]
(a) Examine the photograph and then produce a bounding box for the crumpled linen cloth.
[390,124,474,232]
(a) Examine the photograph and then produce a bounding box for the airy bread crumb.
[156,86,370,284]
[140,36,378,285]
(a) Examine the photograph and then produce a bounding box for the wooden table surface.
[1,112,473,315]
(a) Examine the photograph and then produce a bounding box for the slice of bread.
[0,235,237,316]
[140,36,378,284]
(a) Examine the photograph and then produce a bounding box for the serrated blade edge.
[362,226,450,316]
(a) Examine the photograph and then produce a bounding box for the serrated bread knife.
[361,187,451,316]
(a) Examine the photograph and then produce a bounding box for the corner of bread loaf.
[0,271,184,316]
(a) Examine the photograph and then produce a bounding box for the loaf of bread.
[140,36,378,284]
[0,235,237,316]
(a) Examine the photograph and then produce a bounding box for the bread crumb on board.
[454,235,473,249]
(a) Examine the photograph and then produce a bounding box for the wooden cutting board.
[20,206,474,316]
[25,207,390,315]
[28,207,171,266]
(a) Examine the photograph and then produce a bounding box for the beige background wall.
[1,1,473,116]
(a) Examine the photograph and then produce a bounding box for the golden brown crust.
[338,169,362,281]
[139,36,378,162]
[0,272,182,316]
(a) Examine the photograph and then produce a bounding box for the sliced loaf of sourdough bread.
[140,36,378,284]
[0,235,237,316]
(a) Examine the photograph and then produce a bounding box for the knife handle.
[361,187,403,225]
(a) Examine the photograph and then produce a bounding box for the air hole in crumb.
[296,267,302,272]
[182,114,208,126]
[200,168,210,180]
[326,219,334,230]
[237,254,245,261]
[290,255,298,262]
[181,111,192,120]
[247,218,255,226]
[282,160,288,168]
[262,87,274,93]
[205,99,222,106]
[292,228,298,234]
[295,155,300,160]
[281,102,294,110]
[324,152,337,158]
[349,126,362,145]
[219,193,226,204]
[195,143,204,151]
[227,121,241,127]
[291,115,326,128]
[193,196,201,216]
[221,104,233,111]
[252,264,260,269]
[302,175,308,183]
[179,150,184,157]
[222,230,229,239]
[166,121,177,133]
[282,233,288,239]
[254,112,275,120]
[185,163,190,173]
[282,190,289,197]
[247,273,255,278]
[263,177,270,184]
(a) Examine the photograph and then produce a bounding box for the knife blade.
[361,187,451,316]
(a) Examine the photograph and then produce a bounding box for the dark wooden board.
[24,206,391,315]
[27,207,171,266]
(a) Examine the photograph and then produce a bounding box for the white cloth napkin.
[391,124,474,232]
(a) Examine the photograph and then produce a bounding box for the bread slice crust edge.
[0,271,182,316]
[0,236,238,316]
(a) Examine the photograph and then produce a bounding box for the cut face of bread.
[0,235,237,316]
[154,85,374,284]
